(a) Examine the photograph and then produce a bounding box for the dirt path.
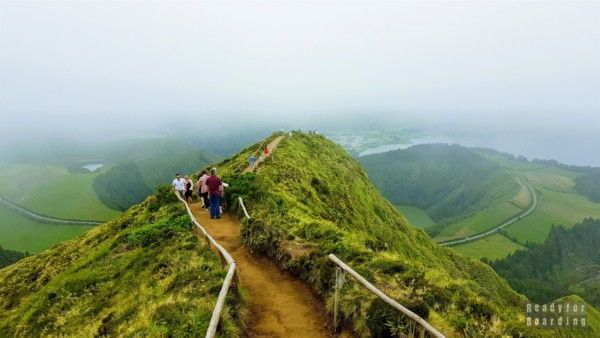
[190,203,347,337]
[243,136,284,174]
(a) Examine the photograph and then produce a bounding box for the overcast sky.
[1,1,599,147]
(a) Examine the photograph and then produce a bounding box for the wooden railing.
[237,196,445,337]
[328,254,446,338]
[175,193,237,338]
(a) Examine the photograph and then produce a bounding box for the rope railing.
[328,254,446,338]
[175,192,236,338]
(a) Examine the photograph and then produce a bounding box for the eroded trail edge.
[190,204,342,338]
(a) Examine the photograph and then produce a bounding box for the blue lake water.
[358,132,600,167]
[82,163,104,172]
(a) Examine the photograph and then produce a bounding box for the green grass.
[435,201,522,241]
[0,164,121,221]
[215,132,577,337]
[446,153,600,257]
[395,205,434,228]
[0,187,246,337]
[452,234,525,261]
[0,204,93,254]
[551,295,600,338]
[506,186,600,244]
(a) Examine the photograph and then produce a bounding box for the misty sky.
[1,1,599,157]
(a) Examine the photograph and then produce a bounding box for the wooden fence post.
[333,266,345,331]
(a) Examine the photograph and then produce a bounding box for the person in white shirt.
[172,173,185,198]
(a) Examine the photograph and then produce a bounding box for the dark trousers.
[200,192,209,208]
[209,195,221,218]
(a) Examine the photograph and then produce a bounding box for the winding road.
[437,179,537,246]
[0,196,102,225]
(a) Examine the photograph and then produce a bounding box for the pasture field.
[0,204,92,253]
[0,164,120,221]
[435,200,522,241]
[395,205,435,228]
[505,186,600,244]
[454,154,600,258]
[452,233,526,261]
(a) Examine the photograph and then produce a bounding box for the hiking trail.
[243,135,284,173]
[190,204,349,337]
[190,134,350,337]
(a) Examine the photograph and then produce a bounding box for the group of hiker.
[171,141,275,219]
[172,168,225,219]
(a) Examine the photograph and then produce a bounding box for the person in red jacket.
[205,167,223,219]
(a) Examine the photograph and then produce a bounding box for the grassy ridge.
[553,295,600,338]
[216,132,562,337]
[0,187,245,337]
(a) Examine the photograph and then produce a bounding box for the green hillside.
[93,140,217,211]
[359,143,520,240]
[215,132,568,337]
[574,169,600,202]
[477,151,600,246]
[491,218,600,308]
[0,186,245,337]
[0,245,28,268]
[0,164,121,221]
[552,295,600,338]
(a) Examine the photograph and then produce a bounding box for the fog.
[1,1,599,164]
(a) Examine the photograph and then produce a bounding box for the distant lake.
[82,163,104,172]
[358,131,600,167]
[359,143,411,156]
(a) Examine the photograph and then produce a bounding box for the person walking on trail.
[183,175,193,203]
[205,168,223,219]
[263,146,269,157]
[172,173,185,198]
[248,154,257,169]
[197,170,210,209]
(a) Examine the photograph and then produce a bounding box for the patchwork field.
[395,205,434,228]
[505,186,600,244]
[435,200,522,241]
[0,164,120,221]
[452,233,526,261]
[0,204,92,253]
[454,153,600,259]
[0,164,120,253]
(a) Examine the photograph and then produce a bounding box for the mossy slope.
[0,187,244,337]
[217,132,593,337]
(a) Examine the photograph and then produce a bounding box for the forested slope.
[359,143,519,225]
[93,138,217,211]
[491,218,600,308]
